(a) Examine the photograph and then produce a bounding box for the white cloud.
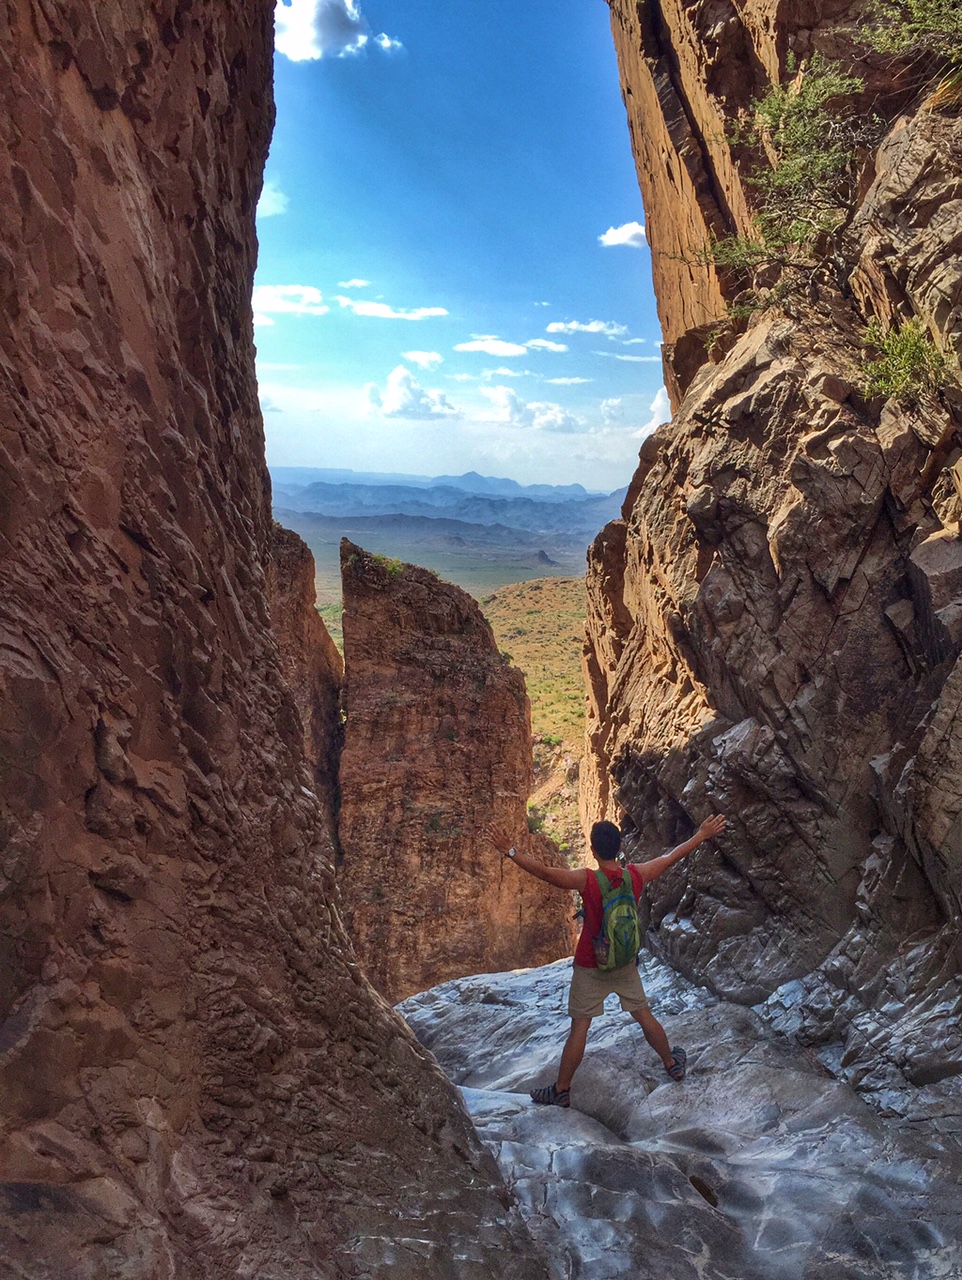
[334,295,448,320]
[337,278,371,289]
[257,179,289,218]
[274,0,401,61]
[600,397,624,424]
[455,336,528,357]
[525,338,568,353]
[547,376,592,386]
[593,350,662,363]
[599,221,647,249]
[480,386,585,434]
[634,386,671,438]
[367,366,461,419]
[621,338,647,346]
[483,366,531,379]
[532,404,585,433]
[259,378,655,491]
[449,373,476,382]
[546,319,627,337]
[252,285,330,325]
[402,350,443,369]
[534,301,551,307]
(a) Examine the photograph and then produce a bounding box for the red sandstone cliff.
[588,2,962,1108]
[0,5,549,1276]
[337,541,574,1004]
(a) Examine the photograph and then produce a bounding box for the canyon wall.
[337,541,574,1004]
[589,1,962,1112]
[0,5,549,1276]
[607,0,913,402]
[267,523,343,825]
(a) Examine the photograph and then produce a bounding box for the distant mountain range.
[270,468,627,541]
[270,466,608,501]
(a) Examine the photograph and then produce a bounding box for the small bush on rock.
[862,317,948,401]
[867,0,962,104]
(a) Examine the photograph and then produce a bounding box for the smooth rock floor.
[400,957,962,1280]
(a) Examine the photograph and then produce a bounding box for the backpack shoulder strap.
[594,868,612,896]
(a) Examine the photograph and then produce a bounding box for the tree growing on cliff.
[699,56,879,319]
[747,55,867,246]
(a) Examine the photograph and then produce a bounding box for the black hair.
[590,820,622,860]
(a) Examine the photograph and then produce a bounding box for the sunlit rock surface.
[401,957,962,1279]
[605,0,917,403]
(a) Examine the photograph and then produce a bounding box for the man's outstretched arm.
[635,813,726,884]
[489,827,587,891]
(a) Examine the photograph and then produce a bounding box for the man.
[496,813,726,1108]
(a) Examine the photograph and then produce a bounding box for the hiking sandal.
[665,1047,687,1082]
[530,1083,571,1108]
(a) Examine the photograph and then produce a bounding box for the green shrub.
[706,55,877,313]
[868,0,962,60]
[862,317,947,400]
[748,56,866,240]
[372,553,405,579]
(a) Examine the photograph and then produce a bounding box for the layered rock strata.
[338,541,574,1005]
[588,5,962,1113]
[0,5,549,1276]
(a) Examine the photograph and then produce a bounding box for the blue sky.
[255,0,668,491]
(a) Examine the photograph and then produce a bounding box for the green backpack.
[592,868,642,971]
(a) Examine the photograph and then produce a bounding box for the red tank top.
[574,864,644,968]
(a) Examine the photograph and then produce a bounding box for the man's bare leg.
[556,1017,592,1091]
[630,1006,677,1071]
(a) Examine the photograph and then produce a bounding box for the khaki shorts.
[568,961,650,1019]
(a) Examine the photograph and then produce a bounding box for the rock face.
[268,523,343,824]
[401,957,962,1279]
[587,5,962,1115]
[606,0,914,402]
[338,541,574,1004]
[0,6,550,1276]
